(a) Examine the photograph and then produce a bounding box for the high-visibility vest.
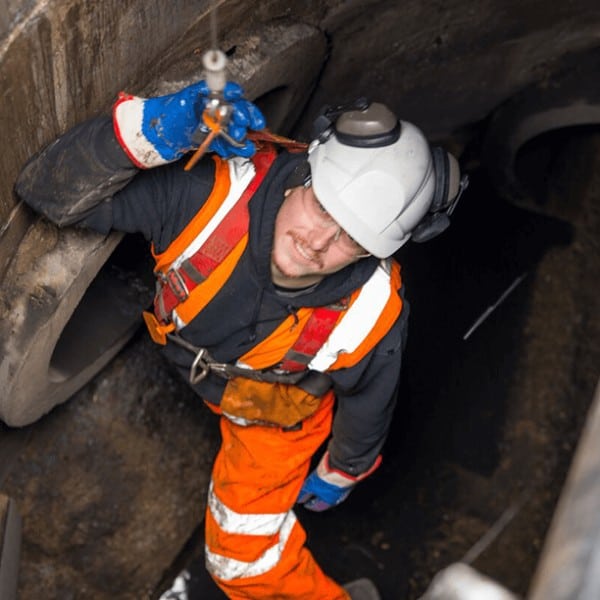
[143,149,403,376]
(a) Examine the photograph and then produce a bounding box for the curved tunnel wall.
[0,0,333,427]
[0,1,210,274]
[2,0,599,276]
[3,0,600,223]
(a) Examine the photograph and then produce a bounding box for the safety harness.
[142,139,402,390]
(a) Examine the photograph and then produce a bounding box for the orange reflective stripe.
[149,149,277,328]
[238,262,402,373]
[208,518,347,598]
[153,155,231,272]
[174,235,248,326]
[328,260,403,370]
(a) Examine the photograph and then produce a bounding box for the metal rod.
[463,273,527,340]
[210,2,218,51]
[461,499,524,564]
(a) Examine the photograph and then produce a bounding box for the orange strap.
[152,147,277,325]
[329,260,403,370]
[152,155,231,271]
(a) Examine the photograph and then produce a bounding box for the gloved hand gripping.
[112,80,265,168]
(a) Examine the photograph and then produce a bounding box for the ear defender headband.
[287,100,402,191]
[311,98,401,148]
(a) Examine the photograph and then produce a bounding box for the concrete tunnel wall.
[1,0,204,274]
[1,0,600,598]
[3,0,600,228]
[0,0,334,274]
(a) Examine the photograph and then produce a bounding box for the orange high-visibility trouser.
[205,391,350,599]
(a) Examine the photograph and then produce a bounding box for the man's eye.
[345,233,360,248]
[316,200,329,214]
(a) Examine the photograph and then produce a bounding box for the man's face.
[271,184,369,288]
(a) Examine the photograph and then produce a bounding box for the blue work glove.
[297,452,382,512]
[113,81,266,168]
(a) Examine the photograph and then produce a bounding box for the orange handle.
[184,111,223,172]
[184,128,219,171]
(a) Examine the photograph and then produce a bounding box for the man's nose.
[307,224,339,251]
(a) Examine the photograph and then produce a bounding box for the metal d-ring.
[190,348,211,384]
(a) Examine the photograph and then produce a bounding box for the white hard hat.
[307,102,465,258]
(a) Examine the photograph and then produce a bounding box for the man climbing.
[15,77,465,599]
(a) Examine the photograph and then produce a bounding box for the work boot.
[343,577,382,600]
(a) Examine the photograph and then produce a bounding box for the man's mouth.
[289,232,324,269]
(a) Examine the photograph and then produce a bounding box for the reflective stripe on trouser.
[205,391,349,599]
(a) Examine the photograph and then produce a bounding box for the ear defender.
[311,99,401,148]
[411,148,468,243]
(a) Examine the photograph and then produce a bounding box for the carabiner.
[190,348,210,385]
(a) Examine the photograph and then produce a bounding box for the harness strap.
[278,299,349,372]
[155,148,277,323]
[166,332,331,395]
[247,129,308,153]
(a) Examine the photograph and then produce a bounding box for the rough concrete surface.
[1,336,221,598]
[0,492,21,600]
[0,222,127,426]
[399,137,600,598]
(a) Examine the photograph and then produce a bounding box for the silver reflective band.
[208,482,290,535]
[308,259,393,372]
[206,482,297,580]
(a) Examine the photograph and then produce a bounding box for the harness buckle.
[160,268,189,302]
[327,296,351,311]
[206,362,234,379]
